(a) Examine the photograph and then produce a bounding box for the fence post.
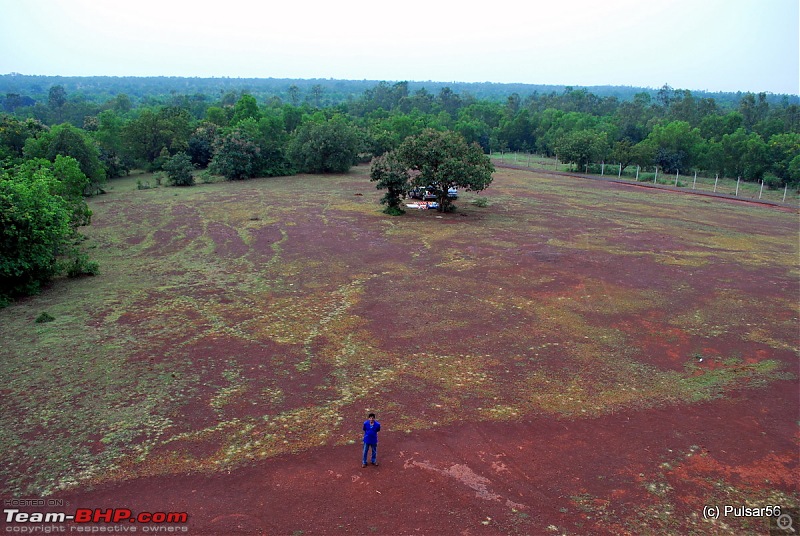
[714,174,719,192]
[759,180,764,200]
[618,163,622,178]
[675,170,679,186]
[636,166,639,181]
[585,164,588,174]
[735,177,740,196]
[654,166,658,184]
[601,161,605,176]
[693,171,697,189]
[527,153,531,167]
[783,184,788,203]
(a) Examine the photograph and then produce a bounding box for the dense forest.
[1,75,799,303]
[2,75,798,182]
[4,74,797,110]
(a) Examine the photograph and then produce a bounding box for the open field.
[1,165,798,534]
[490,152,800,206]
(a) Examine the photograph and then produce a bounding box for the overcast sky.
[1,0,798,94]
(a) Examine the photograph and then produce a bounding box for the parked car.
[409,186,458,200]
[409,186,437,200]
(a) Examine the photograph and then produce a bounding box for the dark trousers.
[362,442,377,464]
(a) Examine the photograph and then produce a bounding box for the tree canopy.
[554,129,609,171]
[23,123,105,193]
[0,156,94,303]
[374,129,494,213]
[286,115,360,174]
[369,151,409,215]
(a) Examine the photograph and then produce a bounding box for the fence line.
[490,151,799,206]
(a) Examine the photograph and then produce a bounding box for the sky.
[1,0,798,95]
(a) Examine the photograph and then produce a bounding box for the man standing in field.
[362,413,380,467]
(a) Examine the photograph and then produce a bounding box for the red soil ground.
[4,168,797,535]
[58,384,797,535]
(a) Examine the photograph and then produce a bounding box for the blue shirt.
[363,420,381,444]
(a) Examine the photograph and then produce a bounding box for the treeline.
[2,79,799,303]
[2,79,799,185]
[3,73,798,116]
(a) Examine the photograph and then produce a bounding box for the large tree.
[0,115,47,164]
[391,128,494,212]
[231,94,261,125]
[23,123,106,194]
[768,133,800,183]
[643,120,704,173]
[554,129,608,172]
[209,117,289,180]
[286,115,359,173]
[719,128,769,180]
[186,122,218,168]
[610,139,636,174]
[122,106,193,169]
[47,85,67,109]
[369,151,408,215]
[92,110,128,175]
[209,120,265,180]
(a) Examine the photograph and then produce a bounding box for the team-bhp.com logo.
[5,508,189,531]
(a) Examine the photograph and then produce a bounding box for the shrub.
[382,206,405,216]
[762,173,782,190]
[196,170,216,184]
[163,152,195,186]
[65,251,99,278]
[35,312,55,323]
